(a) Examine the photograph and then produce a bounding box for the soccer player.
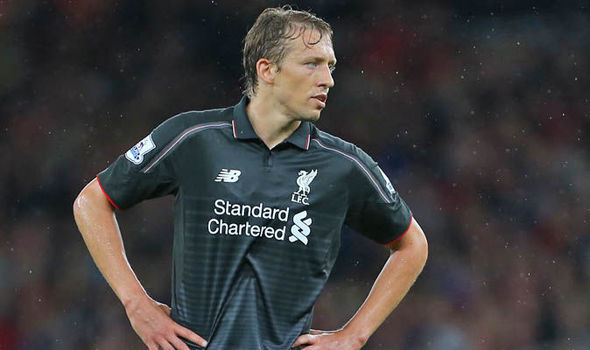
[74,6,427,350]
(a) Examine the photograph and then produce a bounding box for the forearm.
[73,178,148,306]
[343,219,428,343]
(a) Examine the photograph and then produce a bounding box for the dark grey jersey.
[97,97,413,350]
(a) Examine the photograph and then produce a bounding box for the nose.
[318,64,334,89]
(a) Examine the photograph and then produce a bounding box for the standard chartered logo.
[289,211,312,245]
[208,199,289,240]
[207,199,312,244]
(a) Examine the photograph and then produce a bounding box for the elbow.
[403,219,428,272]
[416,232,428,270]
[73,181,94,218]
[410,220,428,270]
[73,187,83,212]
[73,187,89,224]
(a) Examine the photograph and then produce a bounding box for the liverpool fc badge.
[291,169,318,205]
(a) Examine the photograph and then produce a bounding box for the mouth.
[311,94,328,108]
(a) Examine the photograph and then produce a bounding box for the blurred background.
[1,0,589,349]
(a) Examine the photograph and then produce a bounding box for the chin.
[300,110,322,122]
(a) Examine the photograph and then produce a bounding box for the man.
[74,6,427,350]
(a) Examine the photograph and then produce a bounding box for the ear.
[256,58,277,86]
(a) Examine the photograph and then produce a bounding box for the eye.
[305,62,318,68]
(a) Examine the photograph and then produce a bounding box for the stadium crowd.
[1,1,589,349]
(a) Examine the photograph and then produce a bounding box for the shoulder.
[150,106,234,143]
[311,127,396,203]
[155,106,233,136]
[310,127,378,170]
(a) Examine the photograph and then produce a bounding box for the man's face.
[271,29,336,122]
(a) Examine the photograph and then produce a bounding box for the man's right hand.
[125,296,208,350]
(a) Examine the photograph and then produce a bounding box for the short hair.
[242,5,333,98]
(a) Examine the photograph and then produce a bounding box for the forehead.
[284,28,335,61]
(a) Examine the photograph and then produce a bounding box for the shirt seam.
[141,122,232,173]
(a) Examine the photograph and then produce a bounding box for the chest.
[175,139,348,210]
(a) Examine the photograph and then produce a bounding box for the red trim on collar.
[231,120,237,138]
[305,134,311,150]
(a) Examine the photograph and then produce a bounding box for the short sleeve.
[97,118,181,210]
[344,148,412,245]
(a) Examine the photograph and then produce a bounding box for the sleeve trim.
[96,175,121,210]
[383,214,414,246]
[311,138,391,203]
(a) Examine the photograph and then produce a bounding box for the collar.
[232,95,312,150]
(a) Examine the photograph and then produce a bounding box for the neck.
[246,93,301,149]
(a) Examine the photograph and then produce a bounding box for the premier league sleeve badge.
[125,134,156,165]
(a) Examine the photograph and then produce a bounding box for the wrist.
[341,324,370,347]
[121,292,151,311]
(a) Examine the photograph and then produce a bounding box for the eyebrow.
[303,56,337,66]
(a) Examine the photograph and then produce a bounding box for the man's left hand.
[291,329,366,350]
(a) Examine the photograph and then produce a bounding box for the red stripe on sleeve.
[96,175,121,210]
[383,214,414,247]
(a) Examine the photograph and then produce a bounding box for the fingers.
[130,299,207,350]
[148,336,190,350]
[292,334,315,348]
[158,340,175,350]
[176,325,208,348]
[146,340,173,350]
[168,334,191,350]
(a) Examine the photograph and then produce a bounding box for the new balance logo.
[215,169,241,183]
[289,211,312,245]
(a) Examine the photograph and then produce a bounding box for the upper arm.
[73,178,115,215]
[344,145,413,244]
[386,217,428,262]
